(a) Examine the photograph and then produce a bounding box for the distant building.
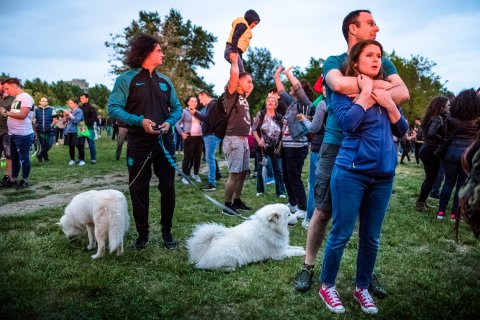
[69,79,89,91]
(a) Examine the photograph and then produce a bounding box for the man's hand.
[371,89,396,111]
[373,79,394,91]
[142,118,160,134]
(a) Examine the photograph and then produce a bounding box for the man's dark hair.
[80,93,89,99]
[342,10,371,42]
[126,34,160,69]
[239,72,252,80]
[199,91,211,98]
[4,77,22,87]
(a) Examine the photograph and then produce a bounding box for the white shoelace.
[326,287,342,306]
[357,288,375,306]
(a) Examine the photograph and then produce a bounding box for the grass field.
[1,136,479,319]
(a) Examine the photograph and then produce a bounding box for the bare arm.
[6,106,30,120]
[227,53,240,94]
[274,65,285,93]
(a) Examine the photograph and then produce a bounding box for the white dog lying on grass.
[187,203,305,271]
[58,189,130,259]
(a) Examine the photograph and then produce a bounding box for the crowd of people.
[2,8,479,316]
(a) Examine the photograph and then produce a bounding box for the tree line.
[12,9,451,123]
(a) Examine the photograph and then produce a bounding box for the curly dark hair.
[343,40,385,80]
[125,34,160,69]
[421,96,449,131]
[450,89,480,120]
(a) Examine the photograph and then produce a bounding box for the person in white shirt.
[2,78,35,189]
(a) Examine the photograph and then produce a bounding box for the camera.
[152,124,167,134]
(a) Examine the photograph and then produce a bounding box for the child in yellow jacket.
[224,9,260,73]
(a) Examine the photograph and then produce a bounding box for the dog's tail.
[105,196,129,254]
[186,223,225,264]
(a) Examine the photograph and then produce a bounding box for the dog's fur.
[186,203,305,270]
[58,189,130,259]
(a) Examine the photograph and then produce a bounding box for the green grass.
[1,137,479,319]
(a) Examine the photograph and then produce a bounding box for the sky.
[1,0,479,96]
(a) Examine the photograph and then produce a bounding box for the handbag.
[433,130,456,159]
[273,141,283,156]
[77,122,91,138]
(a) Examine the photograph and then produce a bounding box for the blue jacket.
[65,107,84,134]
[332,93,408,178]
[34,106,56,132]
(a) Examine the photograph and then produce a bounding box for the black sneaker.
[16,179,29,190]
[233,198,251,211]
[223,202,239,215]
[134,237,149,250]
[369,274,388,299]
[0,175,10,187]
[201,183,216,191]
[294,265,314,292]
[162,233,177,250]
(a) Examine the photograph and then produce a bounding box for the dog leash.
[157,135,251,220]
[122,133,250,220]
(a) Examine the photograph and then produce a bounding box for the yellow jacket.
[226,17,252,53]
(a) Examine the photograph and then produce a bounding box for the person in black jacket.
[251,96,286,197]
[416,96,450,211]
[79,93,98,164]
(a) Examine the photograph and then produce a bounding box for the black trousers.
[127,135,175,239]
[182,135,203,176]
[282,146,308,210]
[418,144,441,202]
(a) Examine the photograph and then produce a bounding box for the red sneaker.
[437,211,445,220]
[354,287,378,314]
[319,285,345,314]
[450,213,456,221]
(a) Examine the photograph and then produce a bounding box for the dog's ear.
[267,212,280,223]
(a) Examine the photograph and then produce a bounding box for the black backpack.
[210,93,235,139]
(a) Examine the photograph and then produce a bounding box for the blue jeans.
[86,128,96,161]
[306,151,319,219]
[321,166,393,289]
[439,145,468,214]
[10,133,34,180]
[203,134,221,186]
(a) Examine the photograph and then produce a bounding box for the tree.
[88,84,111,112]
[105,9,216,100]
[24,78,59,105]
[50,81,83,106]
[243,47,282,115]
[387,51,449,123]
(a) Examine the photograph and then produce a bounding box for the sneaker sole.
[354,295,378,315]
[319,291,345,314]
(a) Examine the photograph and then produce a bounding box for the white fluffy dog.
[58,189,130,259]
[186,203,305,271]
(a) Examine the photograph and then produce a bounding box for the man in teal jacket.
[108,35,182,250]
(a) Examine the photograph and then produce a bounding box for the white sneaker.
[302,218,310,230]
[288,213,298,226]
[191,174,201,183]
[287,203,298,212]
[294,209,306,219]
[78,160,86,166]
[181,177,189,185]
[256,192,264,197]
[68,160,75,166]
[279,194,287,199]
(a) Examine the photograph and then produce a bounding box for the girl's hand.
[357,74,373,93]
[274,65,283,78]
[258,138,265,148]
[284,66,294,75]
[181,132,189,140]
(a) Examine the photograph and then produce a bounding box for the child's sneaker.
[437,211,445,220]
[319,285,345,314]
[354,287,378,314]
